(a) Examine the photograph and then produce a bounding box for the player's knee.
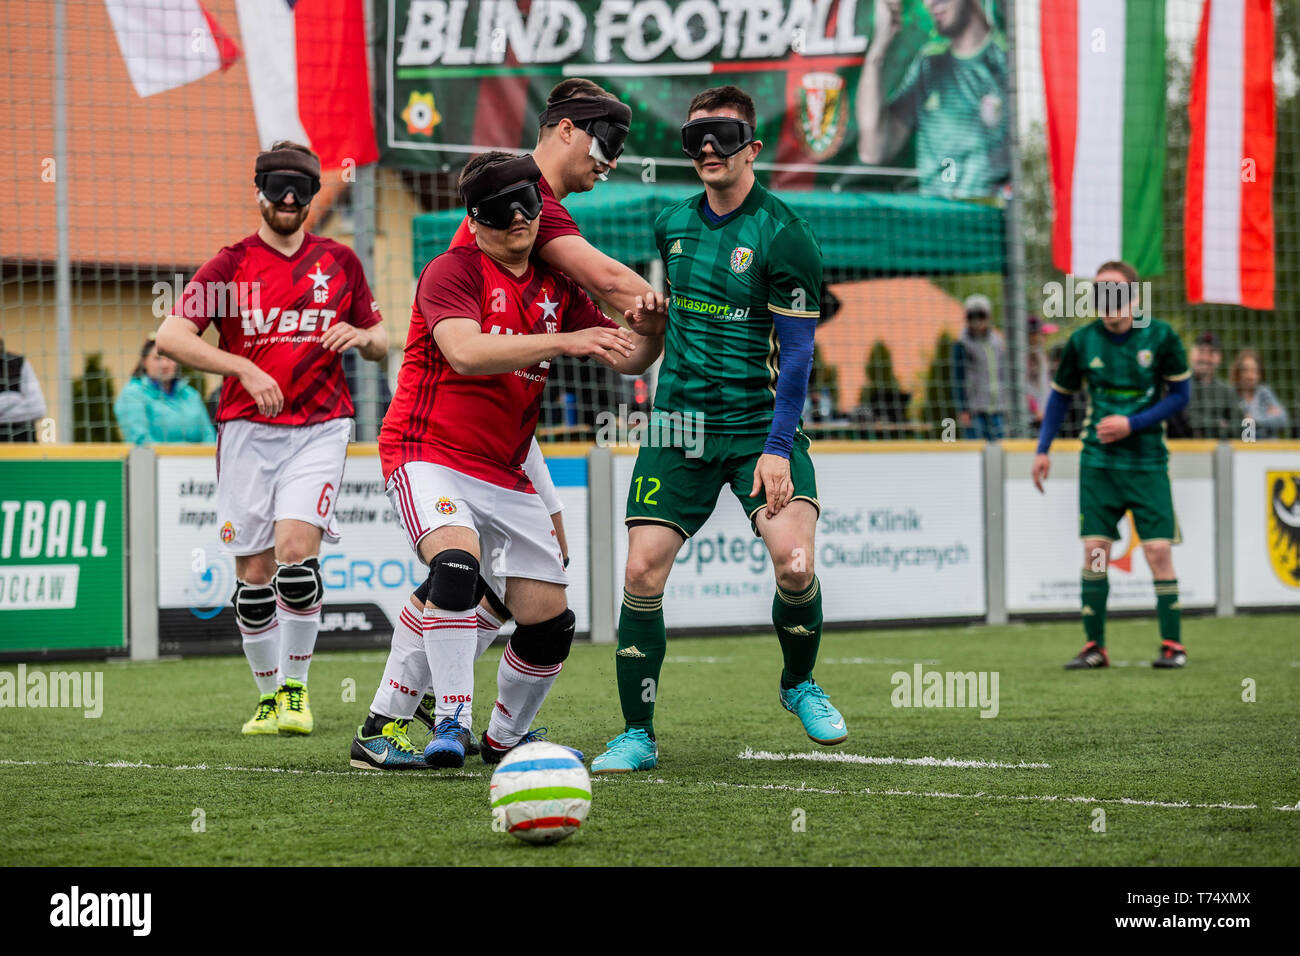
[624,553,668,594]
[232,579,276,630]
[425,549,481,611]
[509,608,576,666]
[274,558,322,612]
[775,564,814,594]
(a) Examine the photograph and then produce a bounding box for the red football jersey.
[447,177,581,254]
[378,244,616,489]
[174,233,382,425]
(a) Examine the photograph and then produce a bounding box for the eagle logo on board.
[1137,349,1153,368]
[730,247,754,274]
[1267,472,1300,588]
[435,497,457,516]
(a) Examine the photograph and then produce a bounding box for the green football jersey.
[1052,319,1191,471]
[888,30,1010,198]
[653,182,822,434]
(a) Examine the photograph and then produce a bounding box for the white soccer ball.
[489,740,591,845]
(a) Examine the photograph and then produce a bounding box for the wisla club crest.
[796,72,848,160]
[1267,472,1300,587]
[435,497,457,516]
[730,247,754,274]
[220,521,236,544]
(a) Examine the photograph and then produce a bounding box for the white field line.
[0,758,483,779]
[1,758,1282,814]
[739,748,1051,770]
[591,775,1268,812]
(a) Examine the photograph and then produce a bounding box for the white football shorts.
[385,460,567,593]
[215,417,352,556]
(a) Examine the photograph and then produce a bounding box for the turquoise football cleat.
[779,680,848,745]
[590,728,658,774]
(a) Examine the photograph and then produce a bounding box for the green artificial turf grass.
[1,614,1296,866]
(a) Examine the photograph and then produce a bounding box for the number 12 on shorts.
[633,475,660,506]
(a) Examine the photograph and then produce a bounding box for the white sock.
[485,640,561,748]
[276,568,322,684]
[239,620,281,696]
[422,604,477,728]
[369,601,427,720]
[476,606,505,659]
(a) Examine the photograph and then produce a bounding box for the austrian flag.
[1185,0,1276,310]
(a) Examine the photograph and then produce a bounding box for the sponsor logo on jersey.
[220,521,236,544]
[240,307,337,337]
[796,72,848,160]
[1267,472,1300,588]
[1089,356,1105,369]
[671,293,751,320]
[730,247,754,274]
[435,497,456,516]
[1137,349,1153,368]
[668,239,683,255]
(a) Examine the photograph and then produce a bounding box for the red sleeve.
[416,249,483,332]
[338,248,382,329]
[557,271,617,332]
[535,191,581,250]
[173,246,239,333]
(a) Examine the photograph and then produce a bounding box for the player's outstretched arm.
[856,0,911,164]
[156,315,284,417]
[433,318,635,376]
[540,234,662,333]
[1033,388,1074,493]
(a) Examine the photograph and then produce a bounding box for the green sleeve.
[1159,326,1191,382]
[767,220,822,319]
[887,53,927,128]
[1052,335,1084,394]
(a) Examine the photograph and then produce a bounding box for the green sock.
[1154,579,1181,644]
[1081,570,1109,647]
[615,589,665,736]
[773,576,823,689]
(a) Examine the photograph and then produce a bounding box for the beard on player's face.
[258,196,310,236]
[928,0,972,38]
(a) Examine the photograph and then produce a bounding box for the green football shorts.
[1078,463,1180,542]
[625,430,819,538]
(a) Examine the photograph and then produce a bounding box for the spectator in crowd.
[953,293,1009,439]
[0,337,47,442]
[1231,349,1290,439]
[1175,331,1238,438]
[114,335,216,445]
[1025,314,1058,427]
[1047,343,1085,438]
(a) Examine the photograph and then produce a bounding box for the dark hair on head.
[546,77,614,108]
[458,150,522,193]
[133,334,158,379]
[687,85,757,128]
[1096,260,1139,284]
[262,140,317,160]
[1230,348,1265,388]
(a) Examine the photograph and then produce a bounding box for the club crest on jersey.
[730,247,754,274]
[220,521,236,544]
[1266,472,1300,588]
[435,497,457,516]
[1137,349,1153,368]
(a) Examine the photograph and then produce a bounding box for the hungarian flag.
[104,0,240,98]
[234,0,378,170]
[1042,0,1166,278]
[1185,0,1275,310]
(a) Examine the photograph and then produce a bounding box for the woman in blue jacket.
[114,336,216,445]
